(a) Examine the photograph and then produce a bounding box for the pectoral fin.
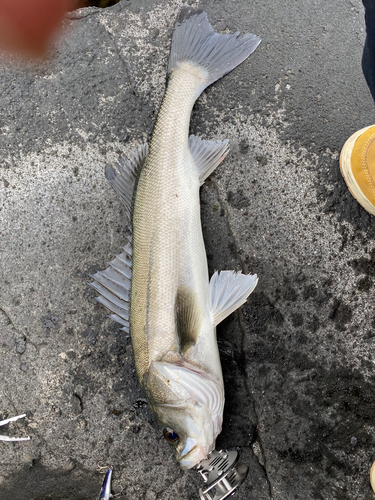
[176,285,202,353]
[210,270,258,327]
[188,135,229,185]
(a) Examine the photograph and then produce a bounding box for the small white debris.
[0,413,30,442]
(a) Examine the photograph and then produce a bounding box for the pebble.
[350,437,357,446]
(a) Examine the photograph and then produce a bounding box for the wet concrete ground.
[1,0,375,498]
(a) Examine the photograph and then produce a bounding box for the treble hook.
[97,461,111,472]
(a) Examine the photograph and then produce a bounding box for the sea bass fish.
[91,7,260,470]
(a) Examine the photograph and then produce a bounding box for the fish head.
[144,359,224,470]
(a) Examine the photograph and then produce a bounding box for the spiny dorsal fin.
[210,270,258,327]
[88,242,132,333]
[105,144,148,218]
[176,285,202,353]
[189,135,229,185]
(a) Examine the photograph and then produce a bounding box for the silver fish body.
[91,7,260,470]
[132,64,222,380]
[132,64,225,468]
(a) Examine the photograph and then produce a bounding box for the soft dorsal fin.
[176,285,202,353]
[88,242,132,333]
[188,135,229,185]
[210,270,258,327]
[105,143,149,218]
[90,145,147,333]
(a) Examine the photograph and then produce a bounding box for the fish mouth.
[178,438,208,470]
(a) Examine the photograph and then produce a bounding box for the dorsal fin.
[88,242,132,333]
[91,145,147,333]
[176,285,202,353]
[105,143,148,218]
[189,135,229,185]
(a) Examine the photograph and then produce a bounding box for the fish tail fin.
[168,7,260,93]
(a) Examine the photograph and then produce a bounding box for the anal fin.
[189,135,229,185]
[210,270,258,327]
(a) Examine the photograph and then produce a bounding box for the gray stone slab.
[1,0,375,499]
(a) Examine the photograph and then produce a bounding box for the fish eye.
[163,427,179,443]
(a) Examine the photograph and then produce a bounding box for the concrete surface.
[0,0,375,498]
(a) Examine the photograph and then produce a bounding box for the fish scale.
[132,67,212,381]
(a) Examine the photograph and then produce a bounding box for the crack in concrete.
[67,8,101,21]
[0,305,44,354]
[1,392,62,461]
[101,22,138,97]
[238,313,275,500]
[1,387,23,417]
[0,305,19,330]
[1,384,31,440]
[210,178,275,500]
